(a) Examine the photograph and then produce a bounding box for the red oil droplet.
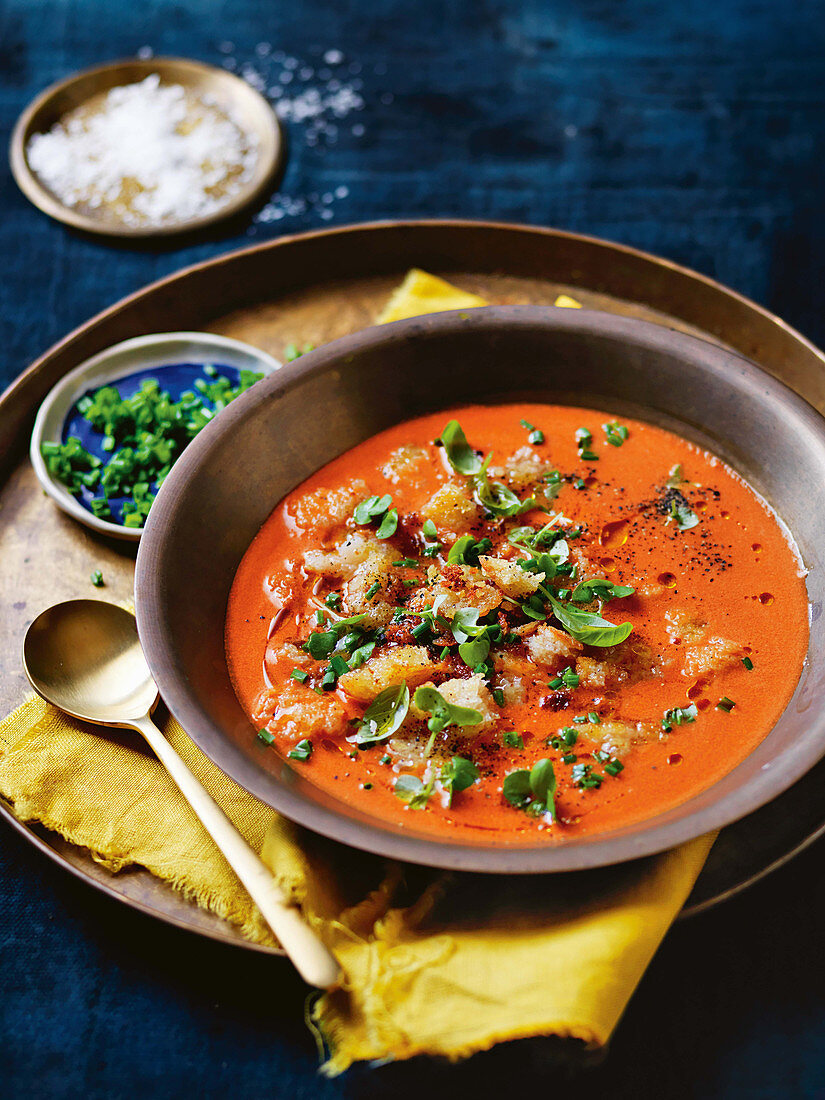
[658,572,677,589]
[688,678,709,700]
[720,510,730,519]
[667,753,683,765]
[599,557,616,573]
[585,476,598,488]
[759,592,774,605]
[697,698,712,711]
[752,543,762,554]
[599,519,629,549]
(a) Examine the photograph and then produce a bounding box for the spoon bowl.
[24,599,158,724]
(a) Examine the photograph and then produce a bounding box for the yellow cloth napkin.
[0,271,716,1074]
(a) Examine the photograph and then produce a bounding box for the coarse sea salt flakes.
[26,73,260,227]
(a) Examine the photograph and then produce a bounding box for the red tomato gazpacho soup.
[226,404,808,841]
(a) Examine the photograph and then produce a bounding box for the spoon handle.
[131,713,341,990]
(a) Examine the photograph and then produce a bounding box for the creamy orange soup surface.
[226,404,809,843]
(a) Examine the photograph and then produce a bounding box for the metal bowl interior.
[135,306,825,872]
[9,57,283,238]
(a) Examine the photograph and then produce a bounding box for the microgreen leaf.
[458,634,491,668]
[571,578,635,603]
[447,534,492,566]
[666,464,685,488]
[413,686,483,734]
[440,755,479,805]
[394,773,435,808]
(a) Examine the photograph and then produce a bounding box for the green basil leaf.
[357,682,410,745]
[502,730,524,748]
[547,594,632,647]
[440,420,483,475]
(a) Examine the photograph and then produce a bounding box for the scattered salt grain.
[26,74,260,228]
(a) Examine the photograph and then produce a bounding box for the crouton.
[577,637,660,689]
[338,646,443,702]
[525,623,583,668]
[382,445,430,485]
[253,682,349,741]
[479,554,544,599]
[683,636,745,679]
[344,547,401,628]
[504,447,548,492]
[406,563,502,619]
[596,718,660,757]
[303,532,376,577]
[288,479,368,538]
[423,480,481,535]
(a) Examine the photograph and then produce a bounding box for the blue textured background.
[2,2,825,1096]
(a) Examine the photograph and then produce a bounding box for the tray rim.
[3,217,825,951]
[4,217,825,422]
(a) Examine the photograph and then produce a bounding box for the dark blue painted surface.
[2,2,825,1096]
[61,363,247,524]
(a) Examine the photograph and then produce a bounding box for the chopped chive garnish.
[380,754,392,765]
[742,656,754,670]
[90,569,104,587]
[717,697,736,712]
[561,666,580,688]
[257,728,275,745]
[325,592,342,610]
[365,581,382,601]
[412,620,431,641]
[361,782,373,790]
[492,687,505,707]
[548,677,564,690]
[603,421,629,447]
[573,715,587,724]
[315,609,325,625]
[290,668,309,683]
[440,646,450,660]
[288,739,313,760]
[393,558,418,568]
[560,727,578,747]
[502,730,524,748]
[604,760,624,776]
[520,418,545,445]
[562,753,577,764]
[588,711,600,725]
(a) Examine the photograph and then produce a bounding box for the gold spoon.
[23,598,341,990]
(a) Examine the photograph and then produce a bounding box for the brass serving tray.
[2,219,824,953]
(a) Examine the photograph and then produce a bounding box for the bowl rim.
[136,305,825,872]
[30,330,282,542]
[9,55,284,239]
